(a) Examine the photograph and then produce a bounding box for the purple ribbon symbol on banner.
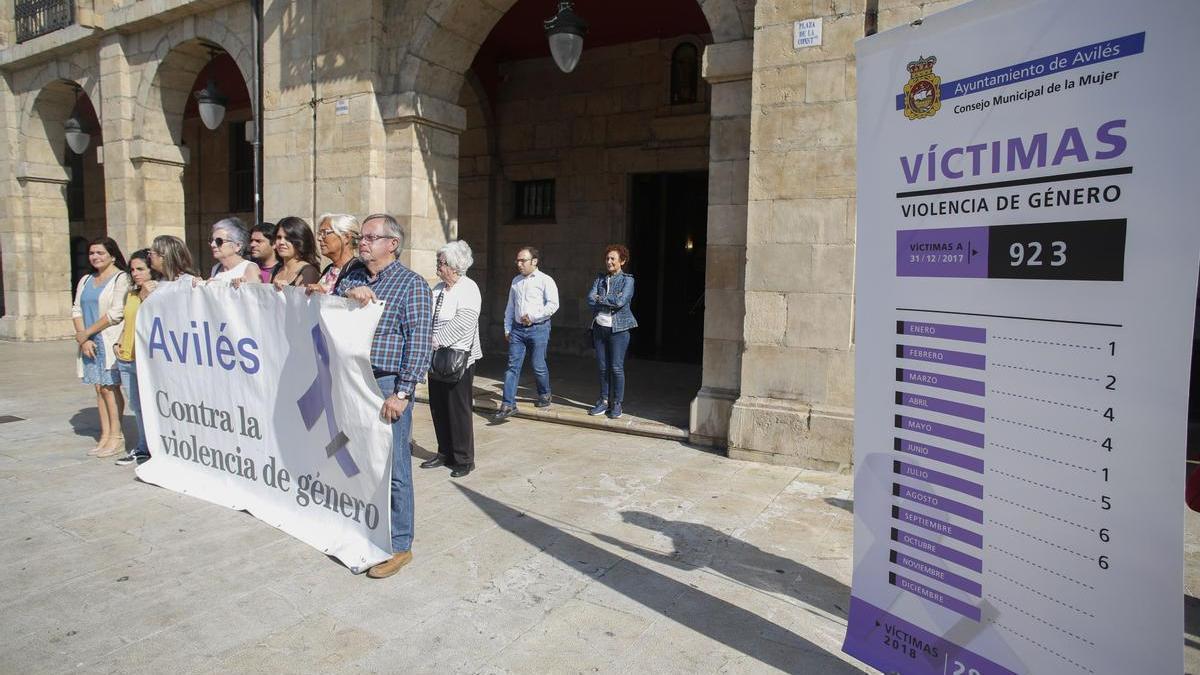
[297,325,360,478]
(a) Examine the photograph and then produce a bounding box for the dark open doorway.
[627,171,707,363]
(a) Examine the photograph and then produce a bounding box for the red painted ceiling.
[472,0,712,101]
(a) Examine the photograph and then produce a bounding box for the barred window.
[228,121,254,213]
[513,179,555,220]
[670,43,700,106]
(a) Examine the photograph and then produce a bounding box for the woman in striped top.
[420,240,483,478]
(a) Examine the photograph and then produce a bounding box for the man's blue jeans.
[375,375,414,554]
[592,325,631,405]
[502,321,551,407]
[116,359,150,458]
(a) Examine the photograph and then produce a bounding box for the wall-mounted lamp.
[544,1,588,74]
[195,78,228,130]
[195,45,229,130]
[64,86,91,155]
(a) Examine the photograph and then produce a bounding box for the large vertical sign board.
[134,283,393,573]
[845,1,1199,673]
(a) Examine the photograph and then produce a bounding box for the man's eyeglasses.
[515,258,532,263]
[361,234,397,244]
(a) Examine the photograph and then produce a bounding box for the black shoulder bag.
[429,289,471,383]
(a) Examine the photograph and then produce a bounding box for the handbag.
[430,346,469,383]
[428,289,471,383]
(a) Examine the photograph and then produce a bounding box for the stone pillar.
[380,93,465,280]
[98,34,148,253]
[689,39,753,448]
[726,5,862,470]
[0,74,74,339]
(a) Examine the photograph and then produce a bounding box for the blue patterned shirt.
[336,259,433,396]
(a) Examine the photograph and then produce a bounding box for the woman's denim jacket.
[587,271,638,332]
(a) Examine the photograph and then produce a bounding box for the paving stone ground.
[1,339,1198,674]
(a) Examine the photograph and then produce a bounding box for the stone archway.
[1,72,105,340]
[376,0,753,445]
[133,31,255,267]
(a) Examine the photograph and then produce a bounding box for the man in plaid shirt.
[336,213,433,579]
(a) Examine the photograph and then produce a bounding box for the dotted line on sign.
[990,495,1095,532]
[990,519,1094,561]
[992,417,1096,443]
[989,594,1096,646]
[988,542,1095,589]
[989,569,1095,618]
[993,390,1099,413]
[993,363,1100,381]
[989,442,1095,473]
[990,469,1096,502]
[993,336,1103,350]
[993,621,1094,672]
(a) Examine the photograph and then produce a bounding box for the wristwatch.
[393,391,409,401]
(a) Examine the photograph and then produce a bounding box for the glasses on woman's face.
[361,234,396,244]
[149,249,162,258]
[318,229,336,239]
[210,237,227,247]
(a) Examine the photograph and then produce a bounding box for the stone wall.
[727,0,969,469]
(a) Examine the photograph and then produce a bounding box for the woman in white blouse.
[420,240,483,478]
[207,217,260,284]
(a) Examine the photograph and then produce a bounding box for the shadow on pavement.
[824,497,854,513]
[454,484,857,674]
[598,510,851,620]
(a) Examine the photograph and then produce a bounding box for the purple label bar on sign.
[895,437,985,473]
[897,344,987,370]
[891,527,983,573]
[895,414,984,448]
[890,550,982,597]
[893,505,983,548]
[894,483,984,523]
[890,572,982,621]
[896,227,989,278]
[894,461,984,499]
[842,597,1016,675]
[896,368,986,396]
[896,321,987,343]
[896,390,986,422]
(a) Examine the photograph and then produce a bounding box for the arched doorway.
[135,36,255,273]
[379,0,751,438]
[181,51,254,273]
[6,78,107,339]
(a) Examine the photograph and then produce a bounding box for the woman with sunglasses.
[144,234,198,293]
[271,216,321,289]
[207,217,260,283]
[315,213,364,293]
[71,237,131,457]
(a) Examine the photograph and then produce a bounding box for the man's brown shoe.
[367,551,413,578]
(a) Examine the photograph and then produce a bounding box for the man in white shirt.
[493,246,559,421]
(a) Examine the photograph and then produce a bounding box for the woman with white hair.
[420,240,483,478]
[315,213,365,293]
[208,217,260,283]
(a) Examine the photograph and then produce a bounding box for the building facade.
[0,0,963,469]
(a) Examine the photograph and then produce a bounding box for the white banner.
[134,282,393,573]
[847,1,1199,673]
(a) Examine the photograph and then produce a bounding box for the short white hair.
[438,240,474,274]
[211,217,249,253]
[318,213,360,243]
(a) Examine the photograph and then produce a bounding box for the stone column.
[98,34,148,253]
[726,5,863,470]
[380,93,465,280]
[689,39,753,448]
